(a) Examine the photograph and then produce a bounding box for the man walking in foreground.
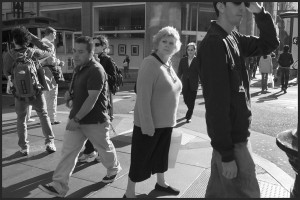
[197,2,279,198]
[38,36,122,197]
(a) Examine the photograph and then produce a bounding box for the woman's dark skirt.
[128,125,173,182]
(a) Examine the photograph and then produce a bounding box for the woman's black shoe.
[154,183,180,195]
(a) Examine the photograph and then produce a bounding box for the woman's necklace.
[152,53,177,83]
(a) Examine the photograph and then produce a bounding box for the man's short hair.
[213,2,226,17]
[45,26,56,36]
[11,26,31,47]
[75,36,94,53]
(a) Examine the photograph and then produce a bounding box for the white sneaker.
[27,118,36,123]
[78,151,97,163]
[45,142,56,153]
[19,149,29,156]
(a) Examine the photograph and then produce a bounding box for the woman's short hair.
[283,45,290,53]
[75,36,94,53]
[152,26,182,55]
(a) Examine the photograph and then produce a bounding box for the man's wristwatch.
[73,116,80,123]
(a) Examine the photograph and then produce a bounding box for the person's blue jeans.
[50,121,121,196]
[261,73,268,91]
[205,141,260,198]
[280,68,290,90]
[15,93,55,150]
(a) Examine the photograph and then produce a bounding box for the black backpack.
[99,54,123,94]
[8,48,42,101]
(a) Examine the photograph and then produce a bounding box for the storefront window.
[96,5,145,31]
[55,31,64,53]
[278,17,292,51]
[65,32,73,54]
[181,3,216,32]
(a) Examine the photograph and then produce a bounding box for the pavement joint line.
[177,127,210,141]
[85,172,129,198]
[179,168,206,198]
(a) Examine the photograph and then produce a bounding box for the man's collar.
[42,37,53,43]
[210,21,230,37]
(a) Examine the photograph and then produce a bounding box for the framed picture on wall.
[108,45,114,55]
[131,45,139,56]
[118,44,126,56]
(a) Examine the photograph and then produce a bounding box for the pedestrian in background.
[271,52,279,83]
[278,45,294,93]
[41,27,65,125]
[77,35,118,163]
[252,56,259,79]
[248,56,257,81]
[177,42,200,123]
[259,54,273,93]
[124,26,182,198]
[123,55,130,78]
[198,2,279,198]
[39,36,122,197]
[3,26,57,156]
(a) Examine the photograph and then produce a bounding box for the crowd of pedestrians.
[4,1,293,198]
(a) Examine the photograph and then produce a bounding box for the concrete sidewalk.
[2,109,294,198]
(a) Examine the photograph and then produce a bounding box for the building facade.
[2,2,278,72]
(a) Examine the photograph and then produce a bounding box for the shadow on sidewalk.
[2,171,55,198]
[66,181,109,198]
[2,151,50,168]
[148,189,179,198]
[256,91,285,103]
[2,122,42,136]
[2,161,98,198]
[175,117,186,128]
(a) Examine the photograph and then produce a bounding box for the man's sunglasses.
[95,43,102,47]
[232,2,250,8]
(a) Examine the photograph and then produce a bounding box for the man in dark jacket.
[197,2,279,198]
[278,45,294,93]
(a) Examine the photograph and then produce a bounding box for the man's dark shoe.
[51,121,61,125]
[155,183,180,195]
[38,184,65,197]
[102,174,117,183]
[283,89,287,93]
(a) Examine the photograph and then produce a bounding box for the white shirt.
[188,56,195,67]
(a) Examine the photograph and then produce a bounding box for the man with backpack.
[3,26,57,156]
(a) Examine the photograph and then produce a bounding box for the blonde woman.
[124,26,182,198]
